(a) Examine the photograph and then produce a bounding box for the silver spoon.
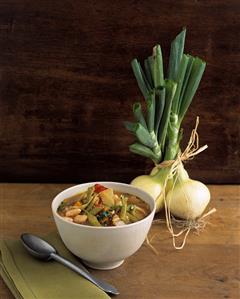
[21,233,119,296]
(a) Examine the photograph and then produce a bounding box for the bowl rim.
[52,181,156,230]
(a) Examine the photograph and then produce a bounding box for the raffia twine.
[147,116,216,251]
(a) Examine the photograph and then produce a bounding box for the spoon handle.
[50,253,119,295]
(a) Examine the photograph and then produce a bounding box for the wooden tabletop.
[0,184,239,299]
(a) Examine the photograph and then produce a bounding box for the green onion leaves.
[153,45,164,88]
[158,80,177,151]
[133,103,148,129]
[129,143,159,162]
[125,28,206,163]
[178,57,206,122]
[124,122,155,148]
[131,59,151,100]
[168,28,186,81]
[146,91,156,133]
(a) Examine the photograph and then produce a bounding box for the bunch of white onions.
[132,163,210,220]
[125,28,211,221]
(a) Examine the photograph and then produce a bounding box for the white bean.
[73,215,88,224]
[65,208,81,217]
[68,206,81,210]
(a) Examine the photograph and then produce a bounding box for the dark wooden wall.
[0,0,239,183]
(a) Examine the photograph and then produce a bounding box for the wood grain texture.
[0,184,239,298]
[0,0,239,183]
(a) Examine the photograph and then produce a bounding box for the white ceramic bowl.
[52,182,155,270]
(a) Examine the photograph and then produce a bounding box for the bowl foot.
[82,259,124,270]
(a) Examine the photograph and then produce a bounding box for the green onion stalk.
[125,28,211,218]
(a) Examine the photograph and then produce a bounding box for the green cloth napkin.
[0,232,111,299]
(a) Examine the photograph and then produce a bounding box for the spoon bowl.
[21,233,56,261]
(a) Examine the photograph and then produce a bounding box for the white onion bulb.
[131,175,164,211]
[166,179,210,219]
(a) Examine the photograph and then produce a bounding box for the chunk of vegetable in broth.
[94,184,108,193]
[132,206,148,220]
[86,212,102,226]
[99,188,115,207]
[89,206,104,216]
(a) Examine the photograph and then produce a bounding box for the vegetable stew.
[57,184,150,226]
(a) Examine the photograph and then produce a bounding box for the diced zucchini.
[89,206,103,216]
[87,212,102,226]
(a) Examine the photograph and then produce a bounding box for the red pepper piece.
[94,184,108,193]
